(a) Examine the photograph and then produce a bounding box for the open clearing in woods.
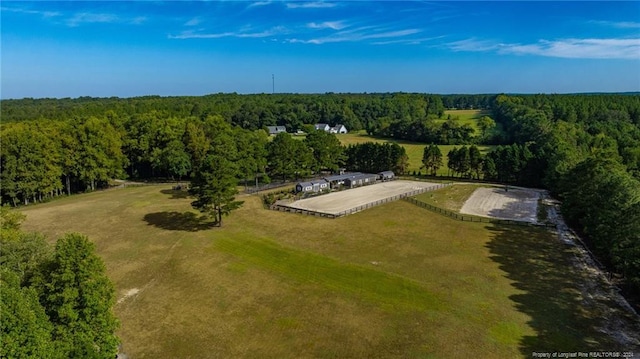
[18,185,640,358]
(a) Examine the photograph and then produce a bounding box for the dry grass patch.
[18,185,633,358]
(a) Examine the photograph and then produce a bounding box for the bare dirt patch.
[460,187,541,223]
[286,180,441,215]
[117,288,141,304]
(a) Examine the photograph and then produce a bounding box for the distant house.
[295,179,329,193]
[315,123,348,134]
[329,124,348,134]
[267,126,287,135]
[314,123,331,132]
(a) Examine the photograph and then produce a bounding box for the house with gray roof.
[267,126,287,135]
[314,123,331,132]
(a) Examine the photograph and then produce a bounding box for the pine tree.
[189,154,243,226]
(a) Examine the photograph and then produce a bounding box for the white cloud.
[591,20,640,29]
[290,28,421,44]
[286,1,337,9]
[372,35,445,46]
[66,13,119,27]
[307,21,346,30]
[447,38,501,52]
[448,37,640,60]
[169,26,288,39]
[0,6,61,18]
[502,38,640,59]
[184,17,202,26]
[247,1,272,8]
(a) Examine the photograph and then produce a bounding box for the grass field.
[17,185,632,358]
[336,132,492,175]
[436,109,491,132]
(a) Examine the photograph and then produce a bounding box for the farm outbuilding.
[378,171,395,181]
[324,172,361,189]
[295,179,329,193]
[344,173,378,188]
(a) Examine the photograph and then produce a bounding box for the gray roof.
[323,172,362,182]
[348,173,378,181]
[379,171,395,176]
[267,126,286,134]
[297,179,328,187]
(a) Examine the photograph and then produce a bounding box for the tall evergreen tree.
[189,154,243,226]
[421,144,443,176]
[189,116,243,226]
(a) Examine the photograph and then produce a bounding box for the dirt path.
[545,193,640,349]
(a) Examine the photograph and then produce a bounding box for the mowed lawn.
[337,132,492,175]
[19,185,624,358]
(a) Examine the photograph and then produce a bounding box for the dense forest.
[1,92,639,298]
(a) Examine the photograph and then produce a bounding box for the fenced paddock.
[404,197,555,228]
[272,180,448,218]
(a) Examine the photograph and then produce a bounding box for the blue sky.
[2,1,639,98]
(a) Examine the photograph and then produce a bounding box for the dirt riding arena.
[460,187,542,223]
[285,180,441,215]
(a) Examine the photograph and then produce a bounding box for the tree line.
[487,94,640,299]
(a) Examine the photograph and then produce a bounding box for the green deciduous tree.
[304,130,345,174]
[477,116,496,138]
[267,133,304,181]
[33,233,119,359]
[159,140,191,181]
[74,117,127,191]
[1,269,55,359]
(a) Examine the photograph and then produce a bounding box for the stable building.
[344,173,378,189]
[295,179,329,193]
[323,172,362,189]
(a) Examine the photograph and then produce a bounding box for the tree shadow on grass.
[486,224,640,354]
[143,211,216,231]
[160,188,190,199]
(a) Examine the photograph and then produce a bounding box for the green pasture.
[440,109,490,130]
[17,184,629,358]
[337,132,492,175]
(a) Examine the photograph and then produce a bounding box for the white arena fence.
[403,197,555,228]
[270,183,450,219]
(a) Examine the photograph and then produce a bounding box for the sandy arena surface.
[460,187,541,223]
[286,180,441,215]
